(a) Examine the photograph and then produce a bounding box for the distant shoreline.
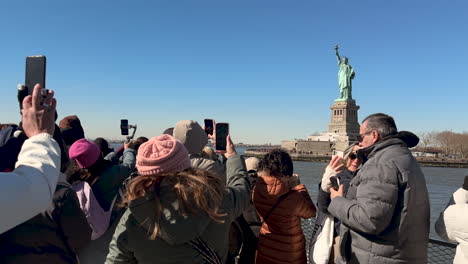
[244,150,468,169]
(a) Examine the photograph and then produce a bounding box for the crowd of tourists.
[0,84,467,264]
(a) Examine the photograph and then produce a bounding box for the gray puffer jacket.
[328,136,430,264]
[190,154,226,185]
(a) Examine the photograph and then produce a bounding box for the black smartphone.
[204,119,214,135]
[25,55,46,95]
[330,176,340,191]
[215,123,229,151]
[120,119,129,135]
[21,55,46,109]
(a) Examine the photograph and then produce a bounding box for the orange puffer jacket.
[253,175,316,264]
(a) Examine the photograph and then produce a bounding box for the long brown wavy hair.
[125,168,226,240]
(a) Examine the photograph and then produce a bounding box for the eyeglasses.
[357,131,372,142]
[348,153,357,160]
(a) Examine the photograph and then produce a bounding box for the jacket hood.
[128,184,211,245]
[173,120,208,155]
[391,131,419,148]
[357,130,419,163]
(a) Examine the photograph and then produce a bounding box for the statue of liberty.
[335,44,355,101]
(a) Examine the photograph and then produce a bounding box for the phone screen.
[25,55,46,95]
[120,119,129,135]
[330,177,340,191]
[204,119,214,135]
[215,123,229,151]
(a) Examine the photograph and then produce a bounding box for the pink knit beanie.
[136,134,191,175]
[69,138,101,169]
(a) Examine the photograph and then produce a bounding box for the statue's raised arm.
[335,44,341,64]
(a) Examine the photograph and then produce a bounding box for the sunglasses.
[357,131,372,142]
[348,153,357,160]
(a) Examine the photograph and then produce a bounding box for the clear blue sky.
[1,0,467,144]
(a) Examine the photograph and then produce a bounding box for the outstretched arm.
[335,45,341,63]
[0,84,61,234]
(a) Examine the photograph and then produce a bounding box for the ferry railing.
[427,238,456,264]
[301,218,457,264]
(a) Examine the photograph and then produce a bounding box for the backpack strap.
[261,189,295,224]
[231,215,259,263]
[247,221,262,226]
[118,171,139,201]
[188,237,223,264]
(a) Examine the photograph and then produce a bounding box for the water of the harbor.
[113,144,466,239]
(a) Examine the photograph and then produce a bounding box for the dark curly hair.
[258,149,293,178]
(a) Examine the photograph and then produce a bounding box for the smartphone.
[215,123,229,151]
[25,55,46,95]
[120,119,129,135]
[330,176,340,191]
[204,119,214,135]
[21,55,46,108]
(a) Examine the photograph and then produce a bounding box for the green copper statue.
[335,44,355,101]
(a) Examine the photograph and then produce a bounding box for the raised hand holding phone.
[224,135,237,159]
[329,155,344,173]
[330,184,344,200]
[321,155,344,192]
[22,84,56,138]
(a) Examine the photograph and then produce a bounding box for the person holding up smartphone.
[173,120,226,185]
[106,134,251,264]
[0,84,60,234]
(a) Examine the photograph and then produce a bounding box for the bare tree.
[453,132,468,159]
[431,131,468,159]
[418,131,437,150]
[434,131,455,158]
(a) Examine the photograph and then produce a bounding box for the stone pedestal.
[328,100,360,146]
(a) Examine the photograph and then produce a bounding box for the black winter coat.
[0,181,92,264]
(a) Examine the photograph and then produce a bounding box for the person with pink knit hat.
[135,134,192,175]
[106,134,251,264]
[67,138,136,264]
[68,138,136,207]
